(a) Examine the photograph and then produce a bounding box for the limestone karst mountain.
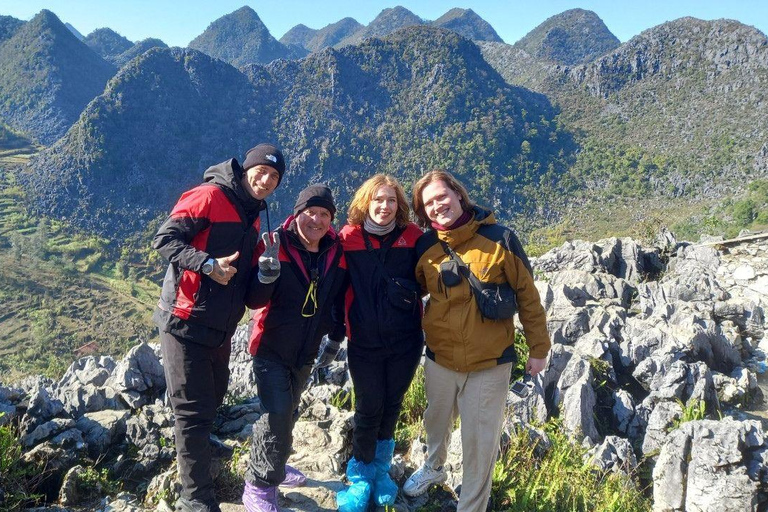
[481,16,768,204]
[23,26,572,238]
[84,27,133,63]
[0,14,24,43]
[432,7,503,43]
[511,8,620,65]
[0,10,115,145]
[336,6,424,47]
[280,17,363,53]
[188,5,305,66]
[113,37,168,68]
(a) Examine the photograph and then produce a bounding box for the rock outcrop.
[2,232,767,511]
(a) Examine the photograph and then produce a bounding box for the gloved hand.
[258,231,280,284]
[314,337,342,370]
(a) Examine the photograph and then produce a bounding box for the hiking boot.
[402,464,447,497]
[280,464,307,487]
[242,481,278,512]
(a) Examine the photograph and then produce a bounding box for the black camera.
[509,373,533,398]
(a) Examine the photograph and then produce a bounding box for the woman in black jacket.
[331,174,424,511]
[241,184,346,512]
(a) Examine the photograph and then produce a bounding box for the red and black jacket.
[246,217,347,368]
[339,222,424,354]
[153,159,265,344]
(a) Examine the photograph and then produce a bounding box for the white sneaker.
[403,464,447,497]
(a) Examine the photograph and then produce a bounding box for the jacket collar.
[435,206,495,248]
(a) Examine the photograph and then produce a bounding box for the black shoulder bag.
[439,240,517,321]
[362,229,420,312]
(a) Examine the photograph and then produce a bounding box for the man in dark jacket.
[241,184,347,512]
[153,143,286,512]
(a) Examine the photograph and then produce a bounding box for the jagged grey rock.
[612,388,636,435]
[642,400,683,455]
[106,343,165,409]
[561,372,600,444]
[653,419,766,512]
[21,417,76,447]
[652,423,691,510]
[76,410,130,458]
[59,464,86,506]
[586,435,638,475]
[56,356,122,417]
[20,384,65,437]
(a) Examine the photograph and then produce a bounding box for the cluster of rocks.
[1,232,767,511]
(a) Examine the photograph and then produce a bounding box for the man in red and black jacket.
[153,143,285,512]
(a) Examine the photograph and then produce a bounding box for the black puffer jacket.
[153,159,265,344]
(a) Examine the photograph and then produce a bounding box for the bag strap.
[361,227,403,281]
[438,240,486,292]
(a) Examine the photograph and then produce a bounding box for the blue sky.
[3,1,766,46]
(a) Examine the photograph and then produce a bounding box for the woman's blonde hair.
[411,169,475,228]
[347,174,411,227]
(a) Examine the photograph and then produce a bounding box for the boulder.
[653,419,766,512]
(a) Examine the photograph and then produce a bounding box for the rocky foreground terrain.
[2,231,767,512]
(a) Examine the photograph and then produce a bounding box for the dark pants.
[160,330,231,508]
[245,358,313,487]
[348,341,423,463]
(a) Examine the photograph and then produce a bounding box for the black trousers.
[160,330,231,507]
[245,358,312,487]
[348,340,423,463]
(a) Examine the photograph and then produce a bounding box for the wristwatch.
[201,258,216,275]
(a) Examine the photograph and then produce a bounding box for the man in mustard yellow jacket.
[404,169,551,512]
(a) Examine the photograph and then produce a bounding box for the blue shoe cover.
[372,439,398,506]
[336,457,375,512]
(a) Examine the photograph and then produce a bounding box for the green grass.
[489,421,650,512]
[395,365,427,448]
[0,413,45,509]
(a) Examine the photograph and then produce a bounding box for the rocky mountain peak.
[513,8,620,65]
[85,27,134,62]
[188,5,300,66]
[0,9,115,144]
[337,5,423,46]
[432,7,503,42]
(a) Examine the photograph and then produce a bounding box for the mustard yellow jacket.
[415,208,550,373]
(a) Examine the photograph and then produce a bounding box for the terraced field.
[0,153,160,380]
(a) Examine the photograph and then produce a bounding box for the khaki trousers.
[424,357,512,512]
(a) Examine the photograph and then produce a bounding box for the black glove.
[314,337,342,370]
[258,231,280,284]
